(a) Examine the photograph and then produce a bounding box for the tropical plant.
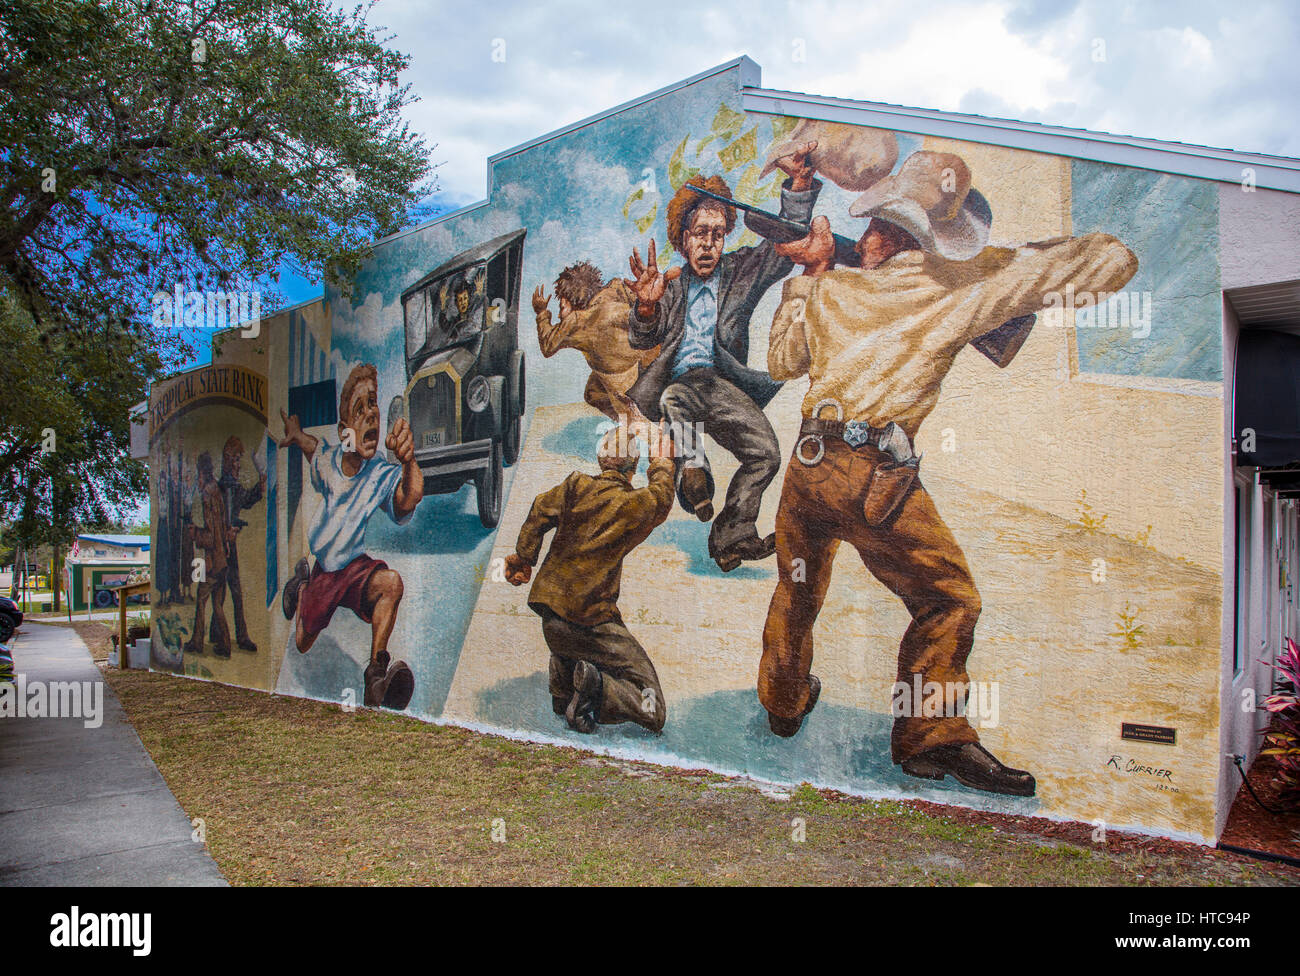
[1259,636,1300,811]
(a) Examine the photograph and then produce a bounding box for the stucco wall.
[148,61,1261,843]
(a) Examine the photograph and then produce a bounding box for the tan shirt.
[769,233,1139,437]
[517,458,675,627]
[536,280,655,399]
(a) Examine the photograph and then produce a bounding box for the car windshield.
[405,262,487,360]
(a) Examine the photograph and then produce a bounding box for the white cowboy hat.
[761,118,898,192]
[848,150,991,261]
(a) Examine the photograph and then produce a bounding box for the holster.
[862,457,919,526]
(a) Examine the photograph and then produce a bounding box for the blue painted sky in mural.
[1071,159,1221,382]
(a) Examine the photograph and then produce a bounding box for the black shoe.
[768,674,821,738]
[212,641,231,659]
[900,742,1037,797]
[552,695,568,716]
[565,661,602,734]
[281,558,310,620]
[364,650,415,710]
[236,636,258,653]
[713,532,776,573]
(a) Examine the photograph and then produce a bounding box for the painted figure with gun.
[755,143,1140,796]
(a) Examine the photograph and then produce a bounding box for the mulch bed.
[1219,748,1300,862]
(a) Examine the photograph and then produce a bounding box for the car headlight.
[466,376,490,413]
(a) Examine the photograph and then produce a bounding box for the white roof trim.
[490,57,760,166]
[369,58,1299,258]
[744,87,1300,193]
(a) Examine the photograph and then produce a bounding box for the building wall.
[149,61,1253,842]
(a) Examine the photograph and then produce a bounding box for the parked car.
[391,229,528,528]
[0,594,23,643]
[93,575,150,608]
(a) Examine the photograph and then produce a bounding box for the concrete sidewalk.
[0,623,226,886]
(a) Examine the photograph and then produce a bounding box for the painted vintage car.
[390,229,527,528]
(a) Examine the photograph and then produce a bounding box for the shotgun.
[685,184,1035,368]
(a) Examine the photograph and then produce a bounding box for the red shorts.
[298,554,388,638]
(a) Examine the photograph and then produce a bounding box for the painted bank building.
[141,57,1300,844]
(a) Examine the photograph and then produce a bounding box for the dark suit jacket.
[626,179,821,419]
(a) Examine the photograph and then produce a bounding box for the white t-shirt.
[307,440,411,572]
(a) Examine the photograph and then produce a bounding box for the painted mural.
[150,349,272,687]
[151,64,1227,841]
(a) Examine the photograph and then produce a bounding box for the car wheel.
[0,615,13,643]
[94,589,114,609]
[475,438,503,529]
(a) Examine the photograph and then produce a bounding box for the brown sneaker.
[281,558,310,620]
[364,650,415,710]
[679,466,714,522]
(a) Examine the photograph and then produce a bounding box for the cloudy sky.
[379,0,1300,213]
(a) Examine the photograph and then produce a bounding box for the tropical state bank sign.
[149,363,267,445]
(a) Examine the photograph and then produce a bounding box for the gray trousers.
[659,368,780,554]
[542,609,666,732]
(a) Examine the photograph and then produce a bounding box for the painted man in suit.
[209,436,265,652]
[624,141,821,572]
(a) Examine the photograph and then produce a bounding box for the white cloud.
[366,0,1299,206]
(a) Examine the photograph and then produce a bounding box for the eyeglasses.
[686,227,727,244]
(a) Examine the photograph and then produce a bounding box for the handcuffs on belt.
[795,398,917,467]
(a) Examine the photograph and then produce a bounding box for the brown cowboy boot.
[768,674,821,738]
[901,742,1036,797]
[364,650,415,710]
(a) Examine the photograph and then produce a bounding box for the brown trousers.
[187,567,231,654]
[542,609,666,733]
[759,440,982,763]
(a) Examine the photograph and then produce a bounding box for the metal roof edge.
[368,198,491,250]
[744,87,1300,193]
[488,56,759,168]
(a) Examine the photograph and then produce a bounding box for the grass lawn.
[61,622,1300,887]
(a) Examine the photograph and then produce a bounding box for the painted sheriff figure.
[277,363,424,710]
[759,149,1138,796]
[623,140,822,573]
